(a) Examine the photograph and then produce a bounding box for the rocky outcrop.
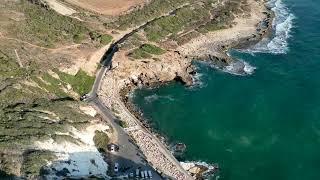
[111,51,195,89]
[97,0,273,179]
[181,162,219,180]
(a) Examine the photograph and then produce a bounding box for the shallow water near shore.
[132,0,320,179]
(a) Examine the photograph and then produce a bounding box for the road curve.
[87,6,194,179]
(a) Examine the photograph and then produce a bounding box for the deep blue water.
[133,0,320,179]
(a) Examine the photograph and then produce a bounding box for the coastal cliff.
[98,0,273,179]
[0,0,273,178]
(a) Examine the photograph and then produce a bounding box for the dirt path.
[43,0,76,16]
[14,49,23,68]
[0,35,81,51]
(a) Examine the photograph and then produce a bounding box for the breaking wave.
[224,60,256,76]
[250,0,295,54]
[189,63,208,89]
[181,161,219,178]
[190,72,207,89]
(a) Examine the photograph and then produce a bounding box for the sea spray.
[250,0,295,54]
[180,161,219,179]
[223,0,294,75]
[195,59,256,77]
[189,63,208,89]
[224,60,256,76]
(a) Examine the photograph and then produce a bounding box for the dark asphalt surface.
[85,8,194,178]
[86,41,163,179]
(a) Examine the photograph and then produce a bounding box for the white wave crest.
[191,71,207,89]
[224,60,256,76]
[181,161,219,178]
[250,0,295,54]
[144,94,174,103]
[243,61,256,74]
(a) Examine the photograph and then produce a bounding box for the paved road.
[86,39,163,179]
[91,97,162,179]
[85,6,194,179]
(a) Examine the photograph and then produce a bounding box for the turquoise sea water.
[132,0,320,179]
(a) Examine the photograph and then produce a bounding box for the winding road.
[86,6,193,179]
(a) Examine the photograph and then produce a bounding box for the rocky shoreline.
[119,84,221,179]
[118,0,275,143]
[188,9,274,75]
[98,0,275,179]
[114,1,274,179]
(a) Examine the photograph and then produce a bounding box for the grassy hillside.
[0,49,95,177]
[0,0,251,177]
[114,0,247,59]
[0,0,104,177]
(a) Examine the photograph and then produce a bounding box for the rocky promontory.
[97,1,273,179]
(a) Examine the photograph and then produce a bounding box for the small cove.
[132,0,320,179]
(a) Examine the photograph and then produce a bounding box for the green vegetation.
[31,75,68,97]
[144,5,210,42]
[52,134,81,145]
[100,34,113,45]
[0,50,28,80]
[129,44,165,59]
[120,33,144,50]
[109,0,241,44]
[89,31,113,45]
[0,50,92,175]
[0,98,91,146]
[7,1,113,48]
[73,33,87,44]
[0,0,247,176]
[197,0,245,33]
[118,120,128,128]
[93,131,109,152]
[109,0,193,30]
[55,69,95,95]
[0,1,112,177]
[115,0,241,44]
[22,150,55,176]
[12,2,89,47]
[140,44,166,55]
[130,49,152,59]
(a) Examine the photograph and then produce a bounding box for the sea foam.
[250,0,295,54]
[181,161,219,178]
[224,60,257,76]
[144,94,174,103]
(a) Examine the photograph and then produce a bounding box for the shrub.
[140,44,165,55]
[55,69,95,95]
[89,31,113,45]
[129,49,152,59]
[13,2,89,47]
[73,33,86,44]
[22,150,55,176]
[129,44,165,59]
[93,131,109,152]
[100,34,113,45]
[118,121,128,128]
